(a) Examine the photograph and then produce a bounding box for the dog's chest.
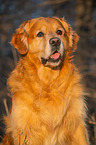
[33,86,65,127]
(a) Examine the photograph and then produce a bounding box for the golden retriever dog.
[3,17,89,145]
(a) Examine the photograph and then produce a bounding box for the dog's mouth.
[41,50,62,66]
[50,50,61,60]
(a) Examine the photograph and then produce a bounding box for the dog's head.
[11,17,79,68]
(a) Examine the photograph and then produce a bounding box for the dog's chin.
[41,52,63,69]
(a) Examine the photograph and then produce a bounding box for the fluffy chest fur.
[6,59,84,145]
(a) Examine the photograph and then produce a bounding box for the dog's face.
[28,18,66,68]
[11,17,79,68]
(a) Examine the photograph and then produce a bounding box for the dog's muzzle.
[41,37,63,67]
[49,37,61,51]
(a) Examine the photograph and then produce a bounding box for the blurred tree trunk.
[75,0,95,72]
[75,0,94,35]
[75,1,96,144]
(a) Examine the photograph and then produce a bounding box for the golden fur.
[3,17,89,145]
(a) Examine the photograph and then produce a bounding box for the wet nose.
[49,37,61,47]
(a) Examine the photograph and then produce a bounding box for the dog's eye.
[37,32,44,37]
[56,30,62,35]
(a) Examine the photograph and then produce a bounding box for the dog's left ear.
[56,17,79,50]
[68,26,79,50]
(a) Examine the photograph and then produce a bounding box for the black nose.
[49,37,61,47]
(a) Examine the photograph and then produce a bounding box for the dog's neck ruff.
[37,65,60,84]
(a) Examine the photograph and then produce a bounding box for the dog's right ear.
[11,21,29,55]
[11,19,36,55]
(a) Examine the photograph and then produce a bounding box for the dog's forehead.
[31,17,64,30]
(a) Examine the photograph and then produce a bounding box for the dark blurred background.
[0,0,96,144]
